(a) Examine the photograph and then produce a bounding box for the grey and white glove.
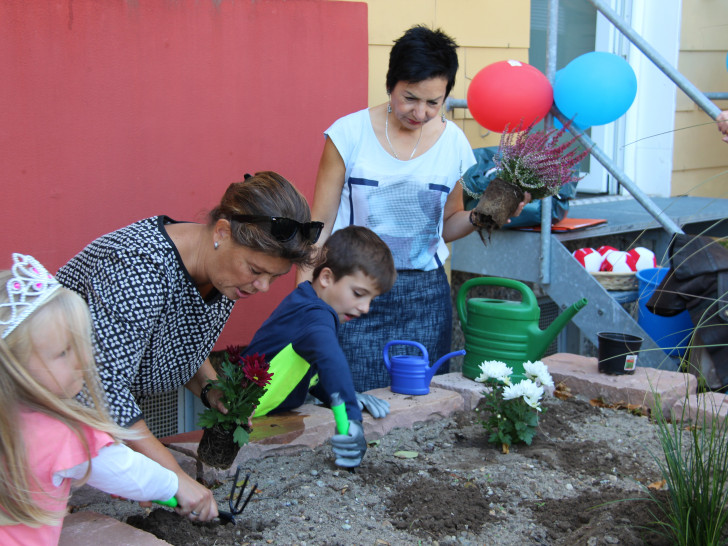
[355,392,390,419]
[330,420,367,468]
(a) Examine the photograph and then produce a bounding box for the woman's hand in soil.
[174,472,219,521]
[331,420,367,468]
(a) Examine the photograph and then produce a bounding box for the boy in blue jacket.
[246,226,396,467]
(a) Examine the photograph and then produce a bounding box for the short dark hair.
[386,25,459,97]
[208,171,317,267]
[313,226,396,294]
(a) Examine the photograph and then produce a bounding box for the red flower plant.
[242,352,273,388]
[197,346,274,447]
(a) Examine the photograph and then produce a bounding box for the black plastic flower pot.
[597,332,643,375]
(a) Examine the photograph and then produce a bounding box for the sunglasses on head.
[232,215,324,244]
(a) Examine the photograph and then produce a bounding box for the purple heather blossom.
[495,121,589,199]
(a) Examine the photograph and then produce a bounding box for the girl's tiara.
[1,253,61,339]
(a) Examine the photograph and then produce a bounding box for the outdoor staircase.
[451,194,728,371]
[450,0,727,372]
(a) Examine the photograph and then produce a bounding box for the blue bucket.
[636,267,694,356]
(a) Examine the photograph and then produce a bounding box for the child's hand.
[355,393,390,418]
[330,420,366,468]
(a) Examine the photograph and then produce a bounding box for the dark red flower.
[225,345,245,364]
[241,353,273,387]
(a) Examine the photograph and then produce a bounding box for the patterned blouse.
[56,216,234,427]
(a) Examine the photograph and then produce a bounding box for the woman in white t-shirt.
[300,26,529,391]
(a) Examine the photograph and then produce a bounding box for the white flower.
[523,360,554,389]
[475,360,514,385]
[501,381,525,401]
[519,379,545,411]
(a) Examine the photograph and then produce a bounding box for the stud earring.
[214,241,219,250]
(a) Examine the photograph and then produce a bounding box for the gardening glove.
[355,392,390,419]
[330,420,366,468]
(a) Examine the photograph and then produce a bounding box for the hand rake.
[217,466,257,525]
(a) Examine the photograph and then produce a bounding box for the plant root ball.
[469,178,525,244]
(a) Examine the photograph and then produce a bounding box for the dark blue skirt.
[338,267,452,392]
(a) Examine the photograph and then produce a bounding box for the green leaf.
[394,450,419,459]
[233,425,250,447]
[519,426,537,445]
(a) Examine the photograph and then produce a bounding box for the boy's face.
[318,269,380,323]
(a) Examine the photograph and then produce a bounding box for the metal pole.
[552,107,684,235]
[540,0,560,284]
[445,97,467,112]
[705,92,728,101]
[588,0,721,119]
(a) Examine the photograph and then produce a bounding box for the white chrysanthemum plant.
[475,360,554,453]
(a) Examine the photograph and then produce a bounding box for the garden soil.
[69,393,676,545]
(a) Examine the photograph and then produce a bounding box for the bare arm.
[186,358,227,414]
[296,136,346,284]
[442,183,475,243]
[127,419,219,521]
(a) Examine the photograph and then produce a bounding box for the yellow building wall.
[673,0,728,198]
[336,0,531,150]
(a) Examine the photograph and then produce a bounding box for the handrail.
[587,0,721,120]
[551,107,683,235]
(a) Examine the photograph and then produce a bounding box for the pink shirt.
[0,411,113,546]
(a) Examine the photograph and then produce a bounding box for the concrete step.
[543,353,698,414]
[60,511,170,545]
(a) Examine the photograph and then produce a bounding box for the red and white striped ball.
[600,250,637,272]
[627,247,657,270]
[572,247,603,272]
[597,245,618,256]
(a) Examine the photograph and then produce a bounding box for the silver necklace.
[385,107,423,160]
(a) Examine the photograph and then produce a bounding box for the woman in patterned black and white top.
[56,171,320,521]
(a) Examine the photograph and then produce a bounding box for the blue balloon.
[554,52,637,127]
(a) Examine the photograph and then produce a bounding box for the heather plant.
[468,121,589,240]
[495,122,589,199]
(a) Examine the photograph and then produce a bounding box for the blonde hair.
[0,270,136,526]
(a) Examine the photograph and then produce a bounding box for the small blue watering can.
[383,340,466,395]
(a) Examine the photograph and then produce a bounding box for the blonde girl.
[0,254,185,545]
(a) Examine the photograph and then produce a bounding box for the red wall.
[0,0,367,346]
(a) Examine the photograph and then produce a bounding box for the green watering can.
[456,277,587,380]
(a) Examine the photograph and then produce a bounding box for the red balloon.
[467,60,553,133]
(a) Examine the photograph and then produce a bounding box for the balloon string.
[621,121,717,148]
